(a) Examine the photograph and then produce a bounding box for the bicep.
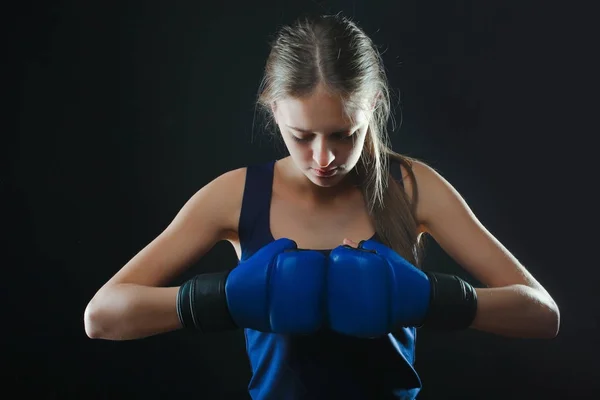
[414,162,543,290]
[101,168,245,288]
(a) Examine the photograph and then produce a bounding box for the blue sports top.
[237,159,422,400]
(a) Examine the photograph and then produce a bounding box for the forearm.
[84,284,181,340]
[470,284,559,338]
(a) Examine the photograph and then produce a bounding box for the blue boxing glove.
[328,239,478,338]
[226,239,327,333]
[177,238,328,334]
[327,240,431,338]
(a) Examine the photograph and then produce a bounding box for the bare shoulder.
[397,158,448,228]
[402,158,478,235]
[195,166,247,238]
[398,158,550,293]
[100,166,247,288]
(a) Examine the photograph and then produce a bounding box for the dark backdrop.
[6,1,597,399]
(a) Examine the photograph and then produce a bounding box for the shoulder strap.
[388,156,405,188]
[238,160,276,261]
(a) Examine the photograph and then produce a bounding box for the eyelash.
[292,132,356,143]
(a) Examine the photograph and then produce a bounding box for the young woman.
[84,14,560,400]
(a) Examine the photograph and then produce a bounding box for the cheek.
[348,131,368,157]
[282,136,309,159]
[346,146,363,166]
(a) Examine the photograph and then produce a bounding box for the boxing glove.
[328,240,478,338]
[177,238,328,334]
[327,240,431,338]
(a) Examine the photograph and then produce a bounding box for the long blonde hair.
[256,14,424,266]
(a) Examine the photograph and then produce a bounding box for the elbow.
[533,295,560,339]
[524,286,560,339]
[83,289,129,340]
[544,302,561,339]
[84,300,106,339]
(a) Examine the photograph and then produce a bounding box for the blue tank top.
[237,160,422,400]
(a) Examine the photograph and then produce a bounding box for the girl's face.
[272,85,371,188]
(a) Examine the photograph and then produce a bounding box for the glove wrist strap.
[422,272,478,330]
[177,270,237,332]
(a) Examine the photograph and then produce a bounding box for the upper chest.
[269,182,376,250]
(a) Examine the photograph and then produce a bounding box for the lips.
[313,168,337,177]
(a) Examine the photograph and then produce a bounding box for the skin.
[84,83,560,341]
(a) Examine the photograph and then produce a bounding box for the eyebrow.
[286,125,357,134]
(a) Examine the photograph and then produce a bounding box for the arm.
[407,161,559,338]
[84,168,245,340]
[473,285,558,338]
[85,285,180,340]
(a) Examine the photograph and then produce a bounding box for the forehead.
[276,86,368,131]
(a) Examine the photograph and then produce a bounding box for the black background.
[6,0,598,398]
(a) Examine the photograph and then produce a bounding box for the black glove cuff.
[422,272,478,331]
[176,270,237,333]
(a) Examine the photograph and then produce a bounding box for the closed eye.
[291,135,311,143]
[291,131,356,143]
[333,132,355,141]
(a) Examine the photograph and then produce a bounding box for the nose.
[312,136,335,168]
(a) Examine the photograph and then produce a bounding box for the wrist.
[421,272,478,330]
[177,270,238,332]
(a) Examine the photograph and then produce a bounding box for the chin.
[307,170,345,187]
[310,178,339,188]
